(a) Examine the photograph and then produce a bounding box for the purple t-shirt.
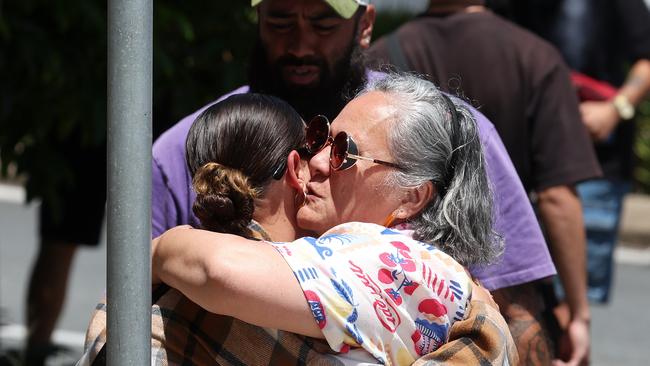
[151,84,556,291]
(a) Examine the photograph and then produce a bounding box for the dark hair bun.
[192,162,258,236]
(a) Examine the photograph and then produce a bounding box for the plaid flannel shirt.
[77,223,517,366]
[78,294,516,366]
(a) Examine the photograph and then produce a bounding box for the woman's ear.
[284,150,308,193]
[396,181,436,221]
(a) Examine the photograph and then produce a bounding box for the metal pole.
[107,0,152,364]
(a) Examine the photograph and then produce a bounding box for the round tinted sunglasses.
[305,115,401,171]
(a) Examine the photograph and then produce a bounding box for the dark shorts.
[40,143,106,246]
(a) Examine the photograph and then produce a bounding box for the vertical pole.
[107,0,152,364]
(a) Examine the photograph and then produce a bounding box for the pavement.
[619,193,650,247]
[0,184,649,365]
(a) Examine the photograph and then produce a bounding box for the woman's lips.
[305,182,322,198]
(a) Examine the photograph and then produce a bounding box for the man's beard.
[248,38,367,121]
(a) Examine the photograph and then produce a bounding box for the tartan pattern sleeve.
[412,300,519,366]
[77,293,514,366]
[77,221,513,366]
[76,288,345,366]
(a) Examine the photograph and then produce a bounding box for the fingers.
[470,281,498,310]
[553,319,590,366]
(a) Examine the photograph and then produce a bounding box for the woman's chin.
[296,206,330,236]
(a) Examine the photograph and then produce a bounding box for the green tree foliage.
[152,2,257,137]
[0,1,107,217]
[0,1,256,217]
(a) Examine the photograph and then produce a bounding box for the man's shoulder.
[479,13,566,65]
[152,85,250,162]
[441,12,564,63]
[390,11,525,41]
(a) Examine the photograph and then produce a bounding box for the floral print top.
[271,222,473,365]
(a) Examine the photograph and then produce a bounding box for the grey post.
[107,0,152,364]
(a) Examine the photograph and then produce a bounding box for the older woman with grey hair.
[152,72,512,365]
[297,71,502,266]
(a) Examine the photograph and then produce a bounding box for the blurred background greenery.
[0,1,257,217]
[0,2,649,220]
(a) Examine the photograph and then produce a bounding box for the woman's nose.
[308,145,331,178]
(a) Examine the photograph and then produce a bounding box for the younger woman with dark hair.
[185,92,310,241]
[80,93,325,365]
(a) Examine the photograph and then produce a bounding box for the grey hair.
[359,72,503,266]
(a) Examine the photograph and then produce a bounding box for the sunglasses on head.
[304,115,401,171]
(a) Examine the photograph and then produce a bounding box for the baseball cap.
[251,0,368,19]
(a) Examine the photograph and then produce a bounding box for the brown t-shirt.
[368,10,602,193]
[499,0,650,179]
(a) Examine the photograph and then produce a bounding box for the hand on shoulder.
[470,280,499,311]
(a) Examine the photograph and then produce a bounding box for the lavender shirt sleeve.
[151,114,200,238]
[469,107,556,290]
[151,86,250,238]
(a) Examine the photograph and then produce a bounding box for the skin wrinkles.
[300,92,406,234]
